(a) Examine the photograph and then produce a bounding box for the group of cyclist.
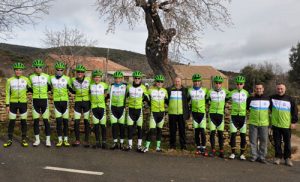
[3,59,298,167]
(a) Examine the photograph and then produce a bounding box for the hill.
[0,43,152,77]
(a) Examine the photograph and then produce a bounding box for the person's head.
[13,62,25,77]
[54,61,65,76]
[235,75,245,90]
[32,59,45,74]
[154,74,165,88]
[254,83,264,96]
[192,73,202,87]
[113,71,124,84]
[276,83,286,96]
[213,75,223,90]
[75,64,86,79]
[92,69,103,83]
[173,77,182,88]
[132,71,142,84]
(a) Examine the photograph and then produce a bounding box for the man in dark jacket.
[270,83,298,167]
[167,77,189,150]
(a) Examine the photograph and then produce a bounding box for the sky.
[2,0,300,72]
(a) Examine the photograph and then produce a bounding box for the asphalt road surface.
[0,140,299,182]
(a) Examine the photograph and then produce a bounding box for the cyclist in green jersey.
[109,71,127,150]
[71,64,91,147]
[228,76,249,160]
[188,74,208,156]
[90,70,109,149]
[3,62,32,147]
[50,61,74,147]
[142,75,168,153]
[29,59,52,147]
[206,76,229,158]
[125,71,149,152]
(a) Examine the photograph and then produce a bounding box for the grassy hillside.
[0,43,152,78]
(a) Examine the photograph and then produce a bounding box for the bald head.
[173,77,182,88]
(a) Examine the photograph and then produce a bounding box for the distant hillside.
[0,43,152,77]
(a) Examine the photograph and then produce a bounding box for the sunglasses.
[35,67,43,69]
[134,77,141,80]
[77,71,84,73]
[56,69,64,72]
[156,81,164,83]
[215,82,222,84]
[236,83,244,85]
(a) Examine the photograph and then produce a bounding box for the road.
[0,140,299,182]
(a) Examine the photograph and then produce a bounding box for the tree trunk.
[143,3,177,87]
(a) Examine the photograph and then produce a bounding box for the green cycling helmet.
[75,64,86,72]
[12,62,25,70]
[213,75,223,83]
[113,71,124,78]
[154,74,165,82]
[192,73,202,81]
[32,59,45,68]
[54,61,66,70]
[132,71,142,78]
[235,75,246,83]
[92,69,103,77]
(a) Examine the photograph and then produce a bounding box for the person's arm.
[290,96,298,129]
[246,97,251,111]
[5,79,11,113]
[67,78,75,94]
[26,77,32,93]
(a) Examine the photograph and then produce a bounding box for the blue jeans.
[249,125,268,160]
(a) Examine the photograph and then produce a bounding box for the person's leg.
[73,102,81,143]
[258,126,268,161]
[168,115,177,149]
[282,128,292,160]
[273,126,283,164]
[178,115,186,149]
[83,101,91,144]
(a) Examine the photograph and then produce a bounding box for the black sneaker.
[110,142,119,150]
[181,146,187,150]
[123,145,132,151]
[101,142,107,149]
[120,143,125,150]
[93,142,101,149]
[136,145,142,152]
[83,141,90,148]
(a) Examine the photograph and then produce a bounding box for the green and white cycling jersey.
[127,84,149,109]
[109,83,127,107]
[72,77,91,102]
[229,89,249,116]
[207,88,229,115]
[148,86,168,112]
[188,87,207,113]
[29,73,50,99]
[50,75,72,102]
[6,76,31,105]
[90,81,109,109]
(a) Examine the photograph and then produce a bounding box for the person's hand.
[6,106,10,113]
[291,123,296,129]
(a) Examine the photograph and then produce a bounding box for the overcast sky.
[2,0,300,72]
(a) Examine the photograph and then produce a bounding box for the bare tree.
[0,0,52,38]
[95,0,231,85]
[43,26,98,75]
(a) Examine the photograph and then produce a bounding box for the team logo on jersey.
[61,79,65,82]
[41,77,45,80]
[242,93,245,97]
[83,81,87,84]
[283,103,286,106]
[138,88,141,92]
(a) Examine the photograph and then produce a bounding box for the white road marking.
[43,166,104,176]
